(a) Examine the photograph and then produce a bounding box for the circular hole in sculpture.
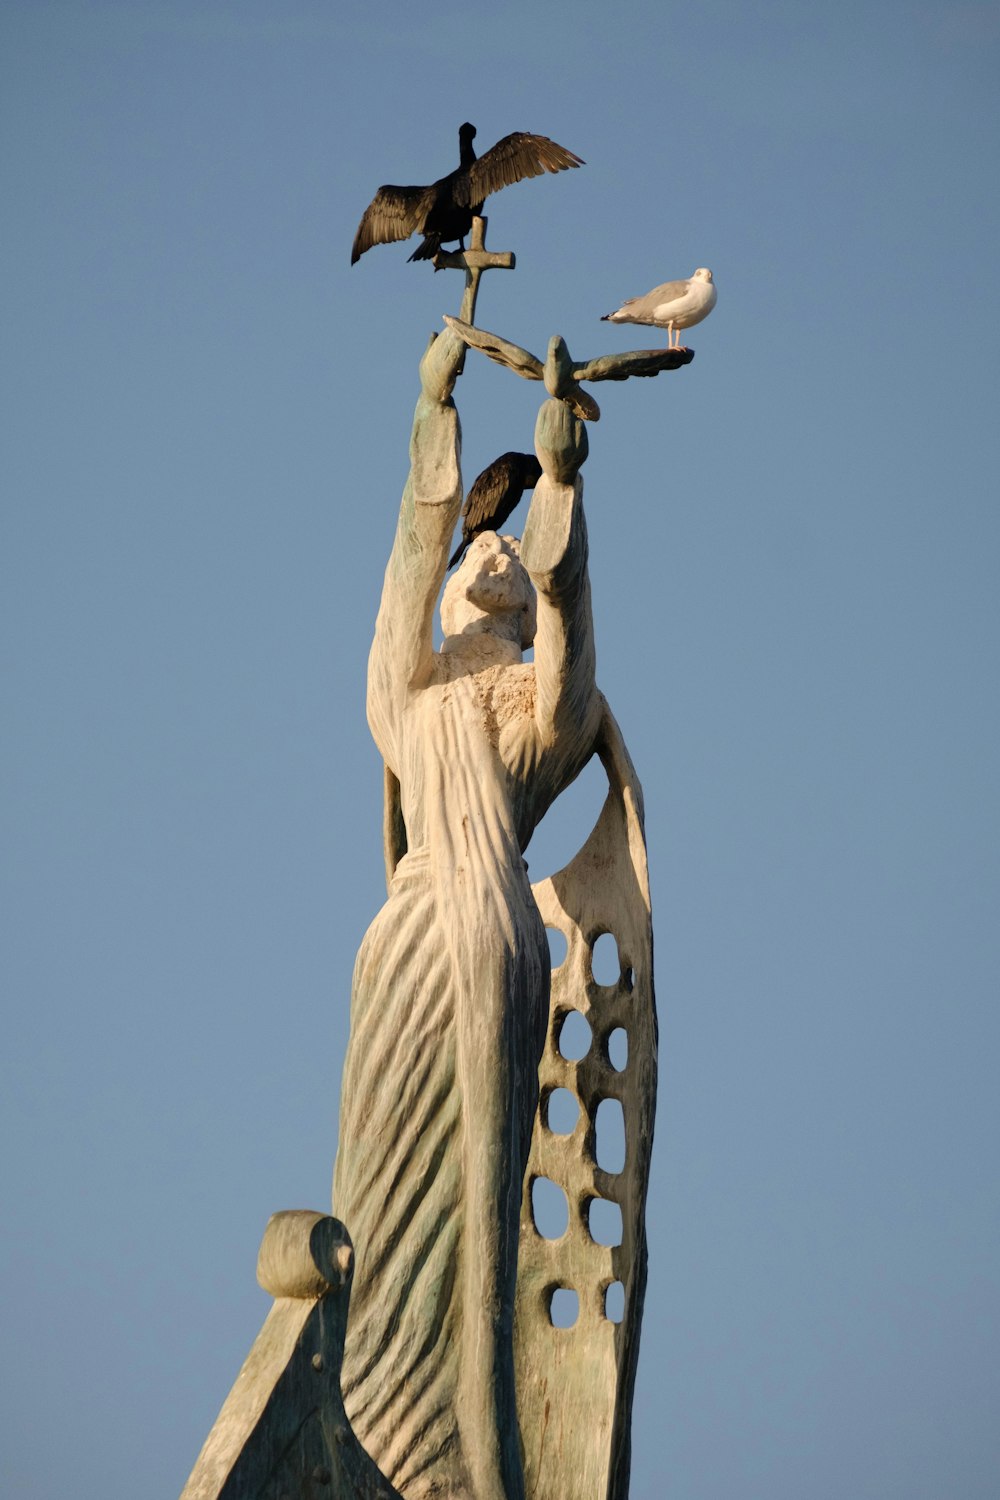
[591,932,621,986]
[546,927,568,970]
[531,1176,569,1239]
[546,1087,580,1135]
[594,1097,626,1174]
[558,1009,591,1062]
[549,1286,579,1329]
[587,1197,623,1247]
[607,1027,628,1071]
[604,1280,625,1323]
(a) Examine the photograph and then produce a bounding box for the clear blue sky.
[3,3,999,1496]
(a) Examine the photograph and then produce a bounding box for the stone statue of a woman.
[332,326,603,1500]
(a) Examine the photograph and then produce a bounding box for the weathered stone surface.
[433,215,515,332]
[517,708,656,1500]
[184,316,658,1500]
[443,314,694,423]
[332,330,656,1500]
[180,1213,401,1500]
[333,328,603,1500]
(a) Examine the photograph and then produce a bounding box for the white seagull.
[601,268,717,349]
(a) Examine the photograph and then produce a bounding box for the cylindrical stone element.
[256,1211,353,1299]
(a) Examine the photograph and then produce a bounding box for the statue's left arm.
[519,401,602,756]
[367,331,465,767]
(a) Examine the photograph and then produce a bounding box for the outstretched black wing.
[455,133,584,208]
[351,183,436,264]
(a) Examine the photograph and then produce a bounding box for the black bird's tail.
[447,538,468,570]
[409,234,442,263]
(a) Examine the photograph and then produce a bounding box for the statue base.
[180,1212,400,1500]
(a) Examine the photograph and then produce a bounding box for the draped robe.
[333,370,602,1500]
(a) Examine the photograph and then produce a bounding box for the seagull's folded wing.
[618,280,690,315]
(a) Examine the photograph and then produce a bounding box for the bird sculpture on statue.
[448,452,543,570]
[351,123,584,265]
[602,268,717,348]
[442,314,696,425]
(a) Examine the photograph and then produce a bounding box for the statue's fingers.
[419,327,464,403]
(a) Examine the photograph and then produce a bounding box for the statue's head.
[441,533,537,651]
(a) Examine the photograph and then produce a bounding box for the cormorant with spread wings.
[351,123,583,265]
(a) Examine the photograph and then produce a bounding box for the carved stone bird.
[448,452,543,570]
[443,315,695,423]
[351,123,584,265]
[602,269,717,349]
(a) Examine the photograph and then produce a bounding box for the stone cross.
[432,215,514,366]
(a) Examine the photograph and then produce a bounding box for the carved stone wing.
[443,319,600,422]
[443,318,692,421]
[571,347,694,382]
[442,315,544,380]
[518,701,658,1500]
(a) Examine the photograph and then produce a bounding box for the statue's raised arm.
[367,328,466,768]
[520,397,599,762]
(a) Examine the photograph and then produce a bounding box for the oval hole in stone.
[607,1027,628,1071]
[594,1098,626,1173]
[546,1087,579,1135]
[604,1280,625,1323]
[526,756,608,884]
[591,932,620,986]
[587,1197,623,1247]
[549,1286,579,1329]
[531,1176,569,1239]
[623,965,635,992]
[546,926,568,970]
[558,1010,592,1062]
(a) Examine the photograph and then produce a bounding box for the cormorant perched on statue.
[351,124,583,265]
[448,452,543,570]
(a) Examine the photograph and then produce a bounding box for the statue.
[182,221,666,1500]
[333,326,601,1500]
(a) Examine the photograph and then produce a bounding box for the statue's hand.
[534,398,589,484]
[419,329,464,404]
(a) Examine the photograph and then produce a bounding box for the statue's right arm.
[519,401,601,757]
[366,331,466,766]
